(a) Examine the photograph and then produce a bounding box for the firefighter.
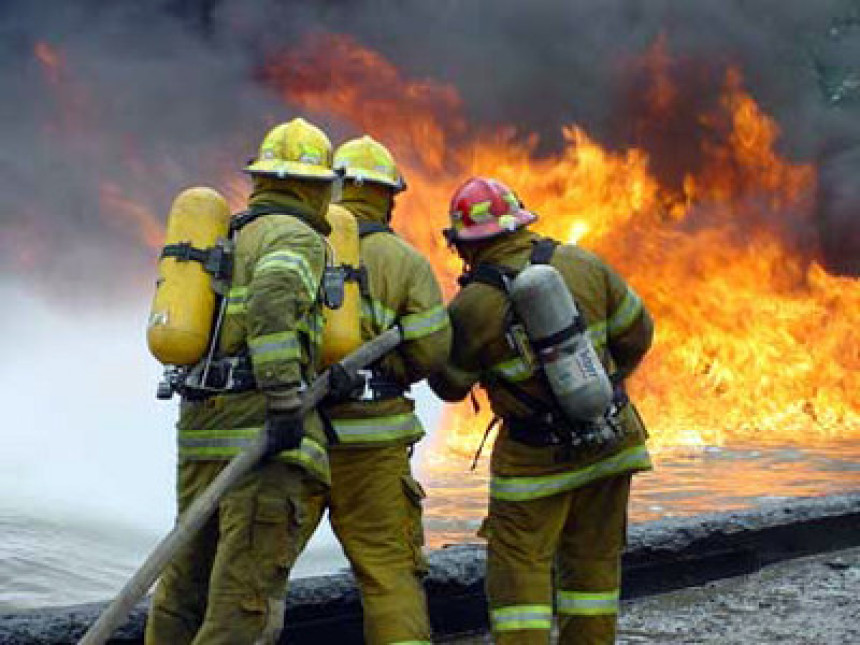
[145,118,337,645]
[301,135,451,644]
[429,177,654,644]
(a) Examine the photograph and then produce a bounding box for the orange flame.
[98,182,165,251]
[263,32,465,174]
[31,42,172,257]
[266,34,859,454]
[27,34,859,456]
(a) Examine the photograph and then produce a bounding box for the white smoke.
[0,283,174,530]
[0,281,442,603]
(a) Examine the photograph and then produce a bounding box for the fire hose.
[78,326,403,645]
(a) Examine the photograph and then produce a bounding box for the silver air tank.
[509,263,613,421]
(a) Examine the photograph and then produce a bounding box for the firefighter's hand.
[264,388,304,455]
[327,363,365,400]
[428,363,479,402]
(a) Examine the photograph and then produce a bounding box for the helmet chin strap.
[454,239,480,268]
[384,196,395,224]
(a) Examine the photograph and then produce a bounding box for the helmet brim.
[244,159,338,181]
[340,168,406,193]
[449,209,538,241]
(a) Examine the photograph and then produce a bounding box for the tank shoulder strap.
[458,263,517,291]
[358,221,396,238]
[339,263,369,297]
[229,209,255,233]
[529,238,559,265]
[329,221,389,296]
[230,204,314,234]
[459,238,560,289]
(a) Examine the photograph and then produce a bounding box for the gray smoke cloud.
[818,145,860,275]
[0,0,312,303]
[2,0,858,305]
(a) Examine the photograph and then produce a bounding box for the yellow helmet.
[334,135,406,192]
[245,118,337,181]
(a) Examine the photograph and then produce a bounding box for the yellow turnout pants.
[303,444,431,644]
[145,459,321,645]
[483,473,632,645]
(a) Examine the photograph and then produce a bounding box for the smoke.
[283,0,859,273]
[0,283,353,593]
[263,1,859,150]
[818,145,860,275]
[0,0,856,598]
[1,0,859,303]
[0,0,317,303]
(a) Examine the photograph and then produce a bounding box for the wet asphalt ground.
[444,546,860,644]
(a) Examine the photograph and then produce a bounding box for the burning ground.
[1,0,859,453]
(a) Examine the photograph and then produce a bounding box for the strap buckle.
[160,239,233,289]
[356,369,377,401]
[161,241,205,263]
[342,264,370,296]
[181,355,256,397]
[352,369,406,402]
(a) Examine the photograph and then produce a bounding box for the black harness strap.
[486,373,554,418]
[529,238,558,265]
[470,415,501,471]
[161,241,232,281]
[230,209,256,233]
[464,263,515,290]
[358,221,395,238]
[161,242,209,264]
[230,204,316,234]
[354,221,393,298]
[317,409,341,446]
[530,321,582,352]
[458,237,559,289]
[489,373,577,452]
[342,264,363,280]
[339,262,369,297]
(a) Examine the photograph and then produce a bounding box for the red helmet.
[444,177,538,242]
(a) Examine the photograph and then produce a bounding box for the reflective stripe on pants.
[490,444,651,502]
[491,604,553,632]
[329,412,424,445]
[556,588,620,616]
[484,472,632,645]
[177,428,330,484]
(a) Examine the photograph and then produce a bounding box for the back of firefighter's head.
[334,135,406,223]
[443,177,538,261]
[244,117,338,220]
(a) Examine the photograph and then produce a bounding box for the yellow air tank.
[321,204,362,366]
[147,187,231,365]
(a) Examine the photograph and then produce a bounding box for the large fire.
[32,34,860,456]
[266,35,859,454]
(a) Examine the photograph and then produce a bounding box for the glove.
[264,388,305,455]
[327,363,365,400]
